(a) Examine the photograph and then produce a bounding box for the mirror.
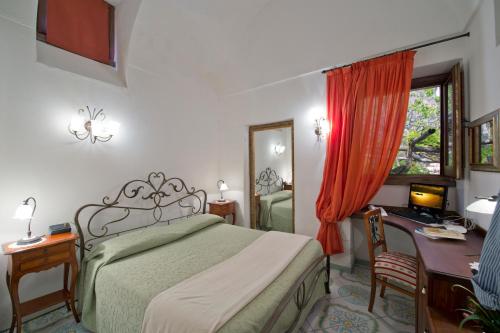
[469,109,500,172]
[249,121,294,233]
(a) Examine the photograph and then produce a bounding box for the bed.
[255,168,294,232]
[75,171,329,333]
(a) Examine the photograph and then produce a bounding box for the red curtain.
[46,0,111,64]
[316,51,416,255]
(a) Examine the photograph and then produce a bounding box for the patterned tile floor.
[2,264,414,333]
[301,264,415,333]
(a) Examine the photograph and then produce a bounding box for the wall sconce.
[217,180,229,202]
[314,117,330,142]
[69,106,120,144]
[274,143,286,155]
[466,195,498,215]
[13,197,42,245]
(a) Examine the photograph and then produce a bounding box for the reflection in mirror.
[249,121,294,233]
[469,109,500,172]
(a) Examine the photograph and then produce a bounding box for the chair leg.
[368,275,376,312]
[380,278,387,298]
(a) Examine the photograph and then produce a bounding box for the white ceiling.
[127,0,480,95]
[0,0,480,95]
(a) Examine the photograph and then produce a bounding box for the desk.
[354,209,484,333]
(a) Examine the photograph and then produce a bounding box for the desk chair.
[363,209,416,312]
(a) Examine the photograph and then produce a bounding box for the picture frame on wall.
[469,109,500,172]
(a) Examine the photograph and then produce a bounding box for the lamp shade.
[13,203,34,220]
[106,120,121,136]
[219,183,229,191]
[69,115,86,133]
[466,199,497,215]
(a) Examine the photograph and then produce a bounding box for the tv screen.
[409,183,447,212]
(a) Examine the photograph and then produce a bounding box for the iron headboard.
[255,167,284,195]
[74,171,207,260]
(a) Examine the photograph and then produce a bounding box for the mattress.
[79,214,325,333]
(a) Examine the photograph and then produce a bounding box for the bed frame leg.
[325,255,331,294]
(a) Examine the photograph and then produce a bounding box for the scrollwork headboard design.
[255,167,284,195]
[74,171,207,260]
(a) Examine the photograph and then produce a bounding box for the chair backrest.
[363,209,388,267]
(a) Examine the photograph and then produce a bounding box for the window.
[387,64,463,185]
[37,0,115,67]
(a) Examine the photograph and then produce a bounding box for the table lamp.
[217,180,229,202]
[466,195,498,215]
[13,197,42,245]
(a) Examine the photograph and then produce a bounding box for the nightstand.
[2,233,80,333]
[208,200,236,225]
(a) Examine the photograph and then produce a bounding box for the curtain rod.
[321,32,470,74]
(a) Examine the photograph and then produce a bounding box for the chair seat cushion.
[374,251,417,289]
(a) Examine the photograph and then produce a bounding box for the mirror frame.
[468,109,500,172]
[249,120,295,231]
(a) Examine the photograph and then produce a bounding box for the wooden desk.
[354,209,484,333]
[2,233,80,333]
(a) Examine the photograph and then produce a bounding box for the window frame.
[36,0,116,67]
[385,73,458,186]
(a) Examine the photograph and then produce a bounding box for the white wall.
[495,0,500,46]
[0,4,220,329]
[218,40,467,237]
[464,0,500,230]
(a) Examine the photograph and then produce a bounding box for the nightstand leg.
[64,263,71,311]
[232,213,236,225]
[8,274,22,333]
[69,259,80,322]
[6,272,16,333]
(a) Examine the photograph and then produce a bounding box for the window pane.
[480,121,494,164]
[391,87,441,175]
[446,82,454,166]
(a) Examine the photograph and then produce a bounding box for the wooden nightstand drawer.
[19,252,70,271]
[210,202,234,215]
[19,242,70,262]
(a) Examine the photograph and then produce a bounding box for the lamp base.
[16,235,43,246]
[217,199,227,202]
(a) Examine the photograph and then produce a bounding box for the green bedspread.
[259,190,293,232]
[78,213,325,333]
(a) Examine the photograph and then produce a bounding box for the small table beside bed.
[75,171,329,333]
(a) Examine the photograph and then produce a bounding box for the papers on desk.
[415,227,466,240]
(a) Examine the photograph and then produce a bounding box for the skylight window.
[37,0,115,67]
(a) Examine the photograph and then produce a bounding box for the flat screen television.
[408,183,448,213]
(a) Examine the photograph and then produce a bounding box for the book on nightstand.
[48,223,72,235]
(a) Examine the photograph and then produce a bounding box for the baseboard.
[331,263,353,273]
[354,258,370,267]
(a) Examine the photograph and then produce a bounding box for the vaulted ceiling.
[127,0,479,95]
[0,0,480,95]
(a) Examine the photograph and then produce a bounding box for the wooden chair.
[363,209,416,312]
